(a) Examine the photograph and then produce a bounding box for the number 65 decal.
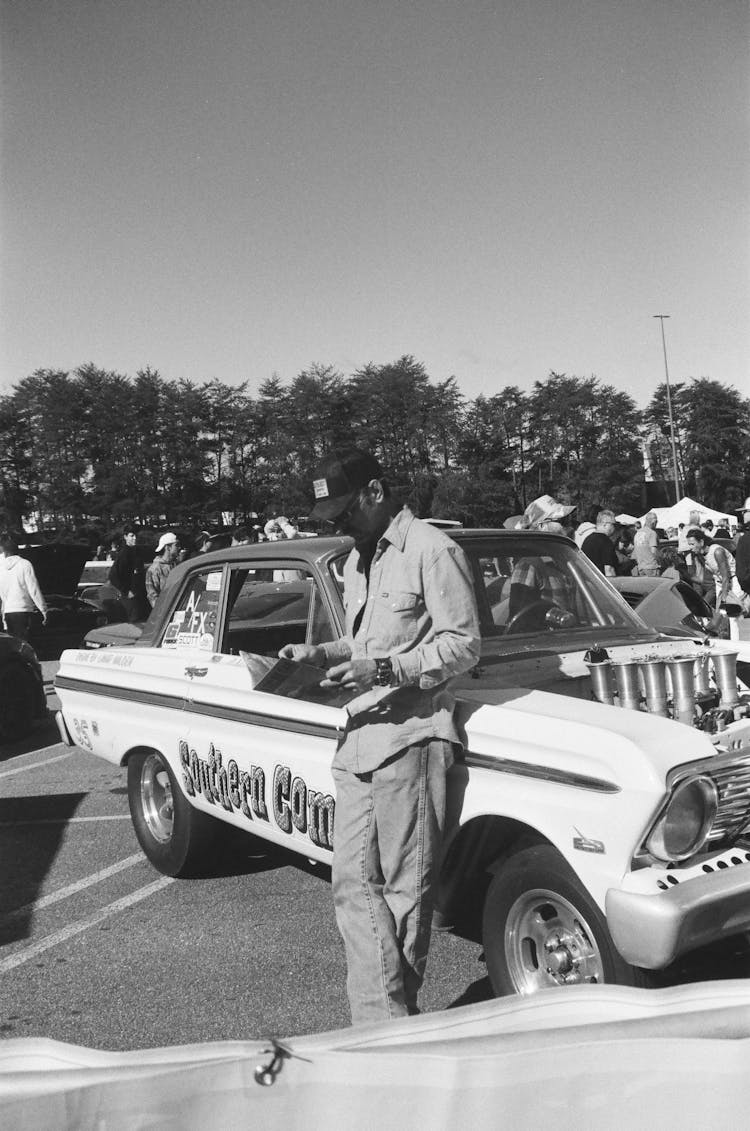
[72,717,93,751]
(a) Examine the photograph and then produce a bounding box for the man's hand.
[321,658,378,692]
[277,643,326,666]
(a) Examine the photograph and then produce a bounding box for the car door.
[176,555,346,864]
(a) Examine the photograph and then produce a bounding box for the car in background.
[17,544,111,661]
[611,574,716,638]
[0,633,46,741]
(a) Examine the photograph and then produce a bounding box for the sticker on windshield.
[206,572,222,592]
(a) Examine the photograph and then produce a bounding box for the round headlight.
[646,776,718,863]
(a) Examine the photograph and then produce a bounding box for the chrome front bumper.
[606,862,750,969]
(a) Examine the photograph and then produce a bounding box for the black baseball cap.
[309,449,384,521]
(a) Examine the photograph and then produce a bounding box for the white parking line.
[0,877,175,974]
[1,854,144,924]
[0,752,72,780]
[0,815,131,827]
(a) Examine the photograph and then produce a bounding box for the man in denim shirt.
[280,449,480,1023]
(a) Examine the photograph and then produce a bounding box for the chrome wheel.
[505,887,604,992]
[139,753,174,844]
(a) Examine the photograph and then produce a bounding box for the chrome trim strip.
[464,751,620,794]
[55,675,186,714]
[187,699,338,740]
[53,675,339,741]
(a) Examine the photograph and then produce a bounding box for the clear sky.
[1,0,748,407]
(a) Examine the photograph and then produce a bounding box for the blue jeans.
[331,738,452,1024]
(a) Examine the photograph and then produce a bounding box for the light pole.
[653,314,681,504]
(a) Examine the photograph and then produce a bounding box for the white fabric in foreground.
[1,981,750,1129]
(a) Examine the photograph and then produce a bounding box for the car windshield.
[329,533,654,642]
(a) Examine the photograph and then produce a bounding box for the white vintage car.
[54,531,750,996]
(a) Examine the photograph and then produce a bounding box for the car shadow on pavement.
[204,828,332,881]
[0,792,87,946]
[0,713,60,762]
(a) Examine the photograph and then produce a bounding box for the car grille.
[706,757,750,844]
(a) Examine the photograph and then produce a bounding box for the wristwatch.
[374,657,394,687]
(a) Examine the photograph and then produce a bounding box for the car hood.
[20,544,90,597]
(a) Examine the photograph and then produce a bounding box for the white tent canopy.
[639,496,734,531]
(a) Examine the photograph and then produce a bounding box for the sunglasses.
[331,491,363,530]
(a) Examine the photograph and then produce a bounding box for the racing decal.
[73,650,134,668]
[180,740,268,821]
[164,580,220,648]
[272,764,335,849]
[71,716,94,751]
[572,827,605,854]
[179,740,334,851]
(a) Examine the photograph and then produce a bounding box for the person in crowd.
[686,527,745,616]
[581,510,619,577]
[196,531,213,554]
[632,511,660,576]
[231,526,252,546]
[0,534,47,640]
[145,532,180,607]
[278,448,480,1024]
[732,503,750,616]
[574,504,599,548]
[505,496,576,620]
[657,545,692,584]
[108,526,148,621]
[263,517,290,541]
[678,512,702,552]
[612,523,636,575]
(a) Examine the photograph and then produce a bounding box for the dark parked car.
[611,574,717,638]
[0,634,46,741]
[17,544,110,660]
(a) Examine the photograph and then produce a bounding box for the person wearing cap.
[506,497,575,621]
[279,448,480,1024]
[145,532,180,608]
[523,494,576,534]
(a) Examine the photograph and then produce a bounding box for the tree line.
[0,358,748,539]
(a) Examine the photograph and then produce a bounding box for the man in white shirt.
[0,535,47,641]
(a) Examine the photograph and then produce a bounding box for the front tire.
[482,843,649,995]
[128,750,218,877]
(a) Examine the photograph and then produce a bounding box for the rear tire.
[127,750,218,877]
[482,843,650,995]
[0,661,37,741]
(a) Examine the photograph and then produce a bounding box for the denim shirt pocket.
[374,589,422,645]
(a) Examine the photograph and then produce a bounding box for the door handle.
[185,666,208,679]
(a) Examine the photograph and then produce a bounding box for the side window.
[160,569,223,650]
[222,568,336,657]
